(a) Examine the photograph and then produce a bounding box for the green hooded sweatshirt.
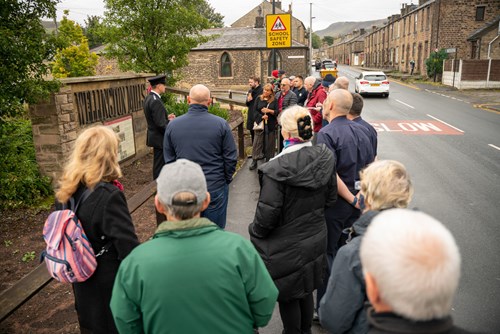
[111,218,278,333]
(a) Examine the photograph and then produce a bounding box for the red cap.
[272,70,279,78]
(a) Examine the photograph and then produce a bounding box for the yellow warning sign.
[266,14,291,48]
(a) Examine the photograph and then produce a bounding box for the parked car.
[355,71,390,97]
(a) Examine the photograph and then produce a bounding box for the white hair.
[360,209,461,321]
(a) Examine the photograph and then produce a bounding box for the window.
[268,51,282,75]
[476,6,485,21]
[395,46,399,64]
[414,13,418,33]
[220,52,232,77]
[426,7,430,30]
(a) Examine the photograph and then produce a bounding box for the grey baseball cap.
[157,159,207,206]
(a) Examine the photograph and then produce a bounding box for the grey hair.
[360,209,461,321]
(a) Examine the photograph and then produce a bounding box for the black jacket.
[246,85,264,130]
[367,307,475,334]
[254,98,279,132]
[59,183,139,333]
[292,86,308,106]
[319,210,380,334]
[144,92,169,148]
[249,143,337,302]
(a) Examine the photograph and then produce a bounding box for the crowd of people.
[51,68,468,334]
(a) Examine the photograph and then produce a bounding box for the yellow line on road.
[473,104,500,115]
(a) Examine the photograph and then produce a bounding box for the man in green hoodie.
[110,159,278,334]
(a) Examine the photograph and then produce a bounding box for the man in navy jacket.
[163,84,237,229]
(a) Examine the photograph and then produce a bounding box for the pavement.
[226,159,327,334]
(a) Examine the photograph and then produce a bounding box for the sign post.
[266,14,292,49]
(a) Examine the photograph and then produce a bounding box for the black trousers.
[279,293,314,334]
[153,148,166,225]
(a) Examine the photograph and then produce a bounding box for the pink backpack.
[42,189,100,283]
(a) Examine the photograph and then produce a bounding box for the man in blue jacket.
[163,84,237,229]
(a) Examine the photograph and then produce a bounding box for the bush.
[0,118,53,209]
[163,93,229,120]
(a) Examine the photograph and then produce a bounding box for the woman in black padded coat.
[249,105,338,334]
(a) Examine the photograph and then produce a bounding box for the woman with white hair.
[319,160,413,334]
[249,105,337,334]
[55,126,139,334]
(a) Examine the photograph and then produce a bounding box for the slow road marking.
[370,120,463,135]
[488,144,500,151]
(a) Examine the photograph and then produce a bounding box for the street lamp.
[309,3,314,64]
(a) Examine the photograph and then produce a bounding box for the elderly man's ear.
[365,271,392,313]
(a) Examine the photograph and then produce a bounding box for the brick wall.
[30,74,151,183]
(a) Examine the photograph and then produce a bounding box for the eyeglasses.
[280,84,288,87]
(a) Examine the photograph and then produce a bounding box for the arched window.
[268,51,283,75]
[220,52,232,77]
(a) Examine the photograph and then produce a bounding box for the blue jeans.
[201,184,229,229]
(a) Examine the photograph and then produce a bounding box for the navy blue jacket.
[353,116,378,157]
[316,116,374,193]
[163,104,238,192]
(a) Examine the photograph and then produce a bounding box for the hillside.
[315,19,387,38]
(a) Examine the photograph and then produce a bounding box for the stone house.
[177,1,309,90]
[467,16,500,59]
[326,29,367,66]
[364,0,499,75]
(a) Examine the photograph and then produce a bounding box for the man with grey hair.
[164,84,237,229]
[329,76,350,92]
[111,159,278,334]
[360,209,466,333]
[304,76,327,133]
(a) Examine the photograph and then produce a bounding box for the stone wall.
[176,48,308,90]
[30,74,151,183]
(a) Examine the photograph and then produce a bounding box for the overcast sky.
[56,0,412,31]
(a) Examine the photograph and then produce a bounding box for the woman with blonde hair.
[250,105,337,334]
[55,126,139,334]
[249,83,279,170]
[319,160,413,334]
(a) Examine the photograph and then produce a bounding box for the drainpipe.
[486,21,500,88]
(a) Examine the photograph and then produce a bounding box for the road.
[336,65,500,333]
[228,66,499,333]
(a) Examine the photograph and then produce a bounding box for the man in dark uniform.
[246,76,263,145]
[144,74,175,224]
[315,89,374,315]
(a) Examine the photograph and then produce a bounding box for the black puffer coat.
[249,143,337,302]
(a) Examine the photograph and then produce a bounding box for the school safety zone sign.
[266,14,292,48]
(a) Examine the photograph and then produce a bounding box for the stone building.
[364,0,500,75]
[177,1,309,90]
[326,29,367,66]
[467,16,500,59]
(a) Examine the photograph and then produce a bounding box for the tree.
[312,33,322,49]
[84,15,106,49]
[322,36,334,46]
[102,0,214,85]
[0,0,60,119]
[51,11,99,78]
[195,1,225,28]
[425,48,448,81]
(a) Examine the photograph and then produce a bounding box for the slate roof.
[192,27,307,50]
[467,16,500,41]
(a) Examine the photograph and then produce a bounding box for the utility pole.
[309,3,313,64]
[271,0,276,72]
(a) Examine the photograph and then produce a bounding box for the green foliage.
[163,94,229,120]
[0,0,60,119]
[195,1,225,28]
[425,49,448,80]
[0,118,53,210]
[84,15,106,49]
[102,0,213,86]
[312,33,322,49]
[52,11,99,78]
[4,240,13,247]
[22,251,36,262]
[322,36,334,46]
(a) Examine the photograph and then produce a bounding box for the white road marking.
[488,144,500,151]
[396,99,415,109]
[426,114,464,133]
